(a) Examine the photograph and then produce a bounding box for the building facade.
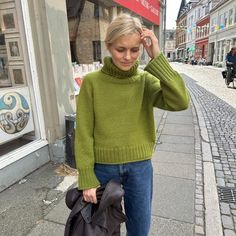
[195,0,211,62]
[165,30,176,61]
[175,0,224,64]
[195,15,210,61]
[0,0,75,192]
[76,0,162,65]
[209,0,236,66]
[186,1,199,60]
[176,4,187,61]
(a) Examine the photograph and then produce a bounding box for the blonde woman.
[75,13,189,236]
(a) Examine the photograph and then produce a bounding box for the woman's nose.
[124,51,131,60]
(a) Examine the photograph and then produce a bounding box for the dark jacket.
[226,53,236,63]
[64,180,127,236]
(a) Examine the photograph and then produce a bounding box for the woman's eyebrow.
[116,46,140,49]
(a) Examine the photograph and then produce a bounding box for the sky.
[166,0,189,29]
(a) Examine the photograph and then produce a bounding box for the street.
[0,62,236,236]
[171,63,236,109]
[172,62,236,235]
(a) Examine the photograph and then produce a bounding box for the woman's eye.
[116,49,125,52]
[131,48,140,52]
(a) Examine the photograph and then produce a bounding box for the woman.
[226,47,236,85]
[226,47,236,71]
[75,14,189,236]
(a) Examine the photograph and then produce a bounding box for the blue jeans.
[94,159,153,236]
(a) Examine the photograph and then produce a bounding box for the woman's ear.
[106,43,112,54]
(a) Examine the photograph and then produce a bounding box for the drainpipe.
[163,0,167,55]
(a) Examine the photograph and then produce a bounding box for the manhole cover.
[217,187,236,203]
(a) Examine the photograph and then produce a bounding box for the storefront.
[208,0,236,66]
[76,0,161,65]
[0,0,75,191]
[195,38,208,60]
[195,15,209,61]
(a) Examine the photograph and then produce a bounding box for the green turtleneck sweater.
[75,53,189,190]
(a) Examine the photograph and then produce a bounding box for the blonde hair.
[105,14,142,47]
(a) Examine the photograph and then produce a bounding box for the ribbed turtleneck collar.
[101,57,139,79]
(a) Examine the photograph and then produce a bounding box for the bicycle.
[222,62,236,88]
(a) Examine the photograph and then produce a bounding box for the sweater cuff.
[78,168,100,190]
[144,53,177,82]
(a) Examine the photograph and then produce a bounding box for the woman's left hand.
[140,28,160,59]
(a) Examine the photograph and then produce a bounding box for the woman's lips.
[121,62,133,66]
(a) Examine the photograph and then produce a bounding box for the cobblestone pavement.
[171,63,236,109]
[171,63,236,236]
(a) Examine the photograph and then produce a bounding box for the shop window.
[216,41,220,61]
[219,14,224,26]
[94,4,99,18]
[92,41,101,62]
[0,1,37,156]
[209,1,212,11]
[224,12,228,27]
[211,17,216,32]
[233,38,236,47]
[229,9,233,25]
[220,41,225,62]
[100,7,110,21]
[234,7,236,24]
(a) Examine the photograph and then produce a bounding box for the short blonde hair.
[105,14,142,47]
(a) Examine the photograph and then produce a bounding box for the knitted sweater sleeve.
[74,77,100,190]
[144,53,190,111]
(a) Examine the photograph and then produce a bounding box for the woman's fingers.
[83,188,98,204]
[140,28,160,59]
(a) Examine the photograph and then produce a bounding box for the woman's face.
[108,33,141,71]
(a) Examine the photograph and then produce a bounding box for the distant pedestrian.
[191,56,195,65]
[74,13,189,236]
[226,47,236,72]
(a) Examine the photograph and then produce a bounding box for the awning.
[188,45,195,52]
[112,0,160,25]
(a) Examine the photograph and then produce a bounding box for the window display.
[0,0,36,155]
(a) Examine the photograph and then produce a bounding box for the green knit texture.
[75,53,190,190]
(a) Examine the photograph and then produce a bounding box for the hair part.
[105,13,142,48]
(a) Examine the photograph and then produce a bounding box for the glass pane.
[0,33,11,88]
[0,1,36,154]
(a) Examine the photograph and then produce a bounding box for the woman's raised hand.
[140,28,160,59]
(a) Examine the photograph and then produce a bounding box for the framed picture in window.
[5,37,23,61]
[0,9,18,33]
[0,55,11,87]
[9,64,26,86]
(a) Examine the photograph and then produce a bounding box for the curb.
[189,84,223,236]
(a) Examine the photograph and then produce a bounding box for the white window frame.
[0,0,48,170]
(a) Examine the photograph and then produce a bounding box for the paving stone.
[220,203,231,215]
[152,175,194,223]
[195,217,204,226]
[27,221,64,236]
[195,225,204,235]
[149,216,194,236]
[217,178,226,187]
[224,229,236,236]
[222,215,234,230]
[232,210,236,215]
[214,163,223,170]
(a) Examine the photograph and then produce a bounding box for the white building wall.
[209,0,236,65]
[186,6,197,58]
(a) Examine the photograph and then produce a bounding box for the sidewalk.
[0,106,198,236]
